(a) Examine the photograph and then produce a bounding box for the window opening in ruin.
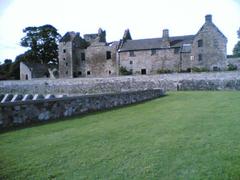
[198,39,203,47]
[106,51,111,59]
[63,58,66,61]
[109,70,111,74]
[78,71,82,75]
[130,61,133,64]
[25,74,28,80]
[87,71,91,75]
[81,53,85,61]
[141,69,146,75]
[129,51,135,57]
[198,54,202,61]
[63,49,66,53]
[66,62,68,66]
[66,71,68,75]
[151,49,156,55]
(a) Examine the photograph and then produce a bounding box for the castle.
[58,15,227,78]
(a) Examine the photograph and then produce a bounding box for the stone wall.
[1,71,240,96]
[0,89,164,129]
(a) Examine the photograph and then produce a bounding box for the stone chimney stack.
[162,29,170,48]
[162,29,169,39]
[205,14,212,23]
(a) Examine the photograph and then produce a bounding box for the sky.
[0,0,240,63]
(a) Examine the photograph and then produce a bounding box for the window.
[198,54,202,61]
[78,71,82,76]
[109,70,111,75]
[106,51,111,59]
[87,71,91,75]
[174,48,180,54]
[213,66,219,71]
[73,72,77,78]
[130,69,133,74]
[141,69,146,75]
[25,74,28,80]
[66,71,68,75]
[66,62,68,66]
[81,53,85,61]
[129,51,135,57]
[63,58,66,61]
[63,49,66,53]
[151,49,156,56]
[130,61,133,65]
[198,39,203,47]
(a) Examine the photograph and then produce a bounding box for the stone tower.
[191,14,227,70]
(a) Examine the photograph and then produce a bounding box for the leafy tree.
[20,24,61,64]
[233,27,240,57]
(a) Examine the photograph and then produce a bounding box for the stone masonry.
[0,89,164,129]
[1,71,240,97]
[58,15,227,78]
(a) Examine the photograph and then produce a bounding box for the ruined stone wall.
[119,48,180,74]
[20,62,32,80]
[1,72,240,96]
[0,89,164,129]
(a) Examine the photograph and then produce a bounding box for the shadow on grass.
[0,94,168,134]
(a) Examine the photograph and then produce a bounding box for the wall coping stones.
[0,89,164,129]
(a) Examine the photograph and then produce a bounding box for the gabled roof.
[60,32,78,42]
[119,35,194,52]
[196,22,227,40]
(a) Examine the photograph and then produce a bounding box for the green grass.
[1,91,240,179]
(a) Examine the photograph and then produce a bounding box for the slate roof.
[60,32,78,42]
[23,62,50,78]
[119,35,195,52]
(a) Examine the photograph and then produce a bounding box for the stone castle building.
[58,15,227,78]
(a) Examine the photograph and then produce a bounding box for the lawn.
[1,91,240,179]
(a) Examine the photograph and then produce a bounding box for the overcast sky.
[0,0,240,63]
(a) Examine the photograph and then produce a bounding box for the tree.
[233,27,240,57]
[20,24,61,64]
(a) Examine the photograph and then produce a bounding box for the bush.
[227,63,237,71]
[191,67,209,73]
[157,69,173,74]
[119,66,132,75]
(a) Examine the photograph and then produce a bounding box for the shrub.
[227,63,237,71]
[157,69,173,74]
[191,67,209,72]
[119,66,132,75]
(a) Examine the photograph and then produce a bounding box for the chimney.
[205,14,212,23]
[162,29,169,39]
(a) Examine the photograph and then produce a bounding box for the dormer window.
[198,40,203,47]
[129,51,135,57]
[151,49,156,56]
